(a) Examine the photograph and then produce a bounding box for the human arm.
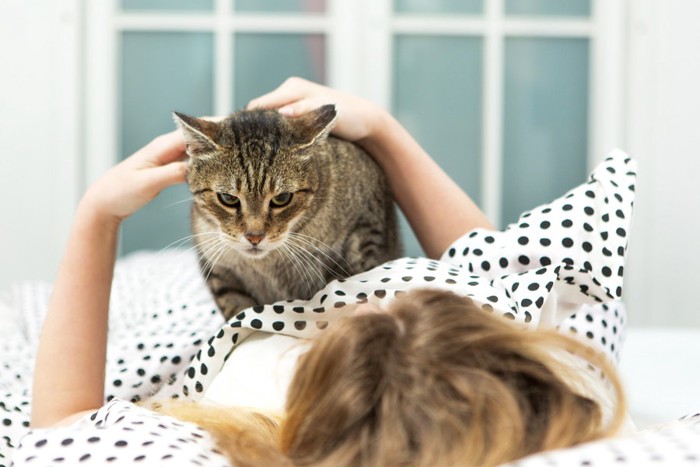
[30,131,188,428]
[248,77,494,259]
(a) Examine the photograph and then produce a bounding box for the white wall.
[0,0,81,289]
[624,0,700,327]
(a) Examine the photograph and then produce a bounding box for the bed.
[1,254,698,467]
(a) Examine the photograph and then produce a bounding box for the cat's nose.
[245,232,266,246]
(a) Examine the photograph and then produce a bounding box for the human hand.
[247,77,389,142]
[81,131,188,224]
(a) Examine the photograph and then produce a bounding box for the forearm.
[31,200,119,427]
[360,112,494,259]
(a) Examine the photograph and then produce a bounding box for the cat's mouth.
[241,244,273,258]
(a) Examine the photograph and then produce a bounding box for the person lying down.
[3,78,637,466]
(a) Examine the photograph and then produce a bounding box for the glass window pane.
[235,0,326,13]
[121,32,214,254]
[395,0,482,14]
[502,38,589,226]
[393,36,483,256]
[505,0,590,17]
[233,34,325,109]
[121,0,213,11]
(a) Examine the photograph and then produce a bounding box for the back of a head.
[282,289,626,466]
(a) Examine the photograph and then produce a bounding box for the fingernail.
[278,106,294,116]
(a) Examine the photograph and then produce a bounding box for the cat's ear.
[172,112,221,156]
[288,104,338,149]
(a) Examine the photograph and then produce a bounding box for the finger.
[278,99,330,117]
[247,78,309,110]
[247,89,302,110]
[142,161,188,192]
[133,132,187,166]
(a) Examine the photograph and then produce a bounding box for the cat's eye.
[270,192,293,208]
[217,192,240,208]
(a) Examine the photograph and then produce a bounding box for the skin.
[30,132,188,428]
[31,79,493,428]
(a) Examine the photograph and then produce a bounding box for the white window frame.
[84,0,626,227]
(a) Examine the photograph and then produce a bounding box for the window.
[85,0,623,256]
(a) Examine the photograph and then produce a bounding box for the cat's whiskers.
[285,239,343,284]
[161,197,194,209]
[198,238,229,280]
[283,240,327,287]
[275,245,316,296]
[178,235,222,257]
[206,241,232,283]
[287,232,352,277]
[280,242,320,293]
[184,235,227,267]
[158,231,221,254]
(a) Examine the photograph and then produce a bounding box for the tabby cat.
[174,105,401,320]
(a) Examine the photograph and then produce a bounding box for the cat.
[174,105,402,320]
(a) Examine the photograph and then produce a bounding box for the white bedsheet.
[620,328,700,427]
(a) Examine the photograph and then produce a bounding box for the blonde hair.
[157,289,625,466]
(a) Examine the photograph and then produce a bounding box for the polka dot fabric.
[1,251,224,466]
[3,150,700,466]
[13,399,229,466]
[180,151,637,400]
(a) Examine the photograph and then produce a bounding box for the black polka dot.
[251,319,263,329]
[562,238,574,248]
[499,257,509,268]
[518,236,529,245]
[272,321,285,331]
[518,255,530,265]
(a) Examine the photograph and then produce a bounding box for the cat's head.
[173,105,337,259]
